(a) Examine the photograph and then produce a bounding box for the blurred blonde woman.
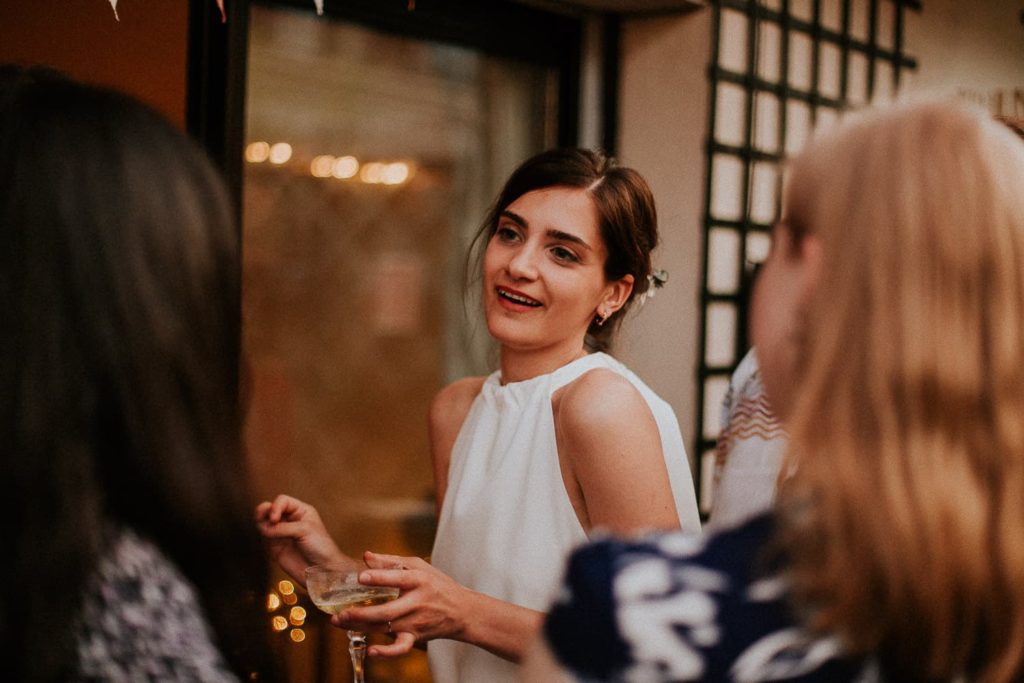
[525,102,1024,681]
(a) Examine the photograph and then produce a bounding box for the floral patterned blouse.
[73,527,238,682]
[544,514,877,682]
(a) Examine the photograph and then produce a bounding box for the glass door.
[240,3,578,680]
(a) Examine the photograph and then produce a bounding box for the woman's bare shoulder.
[432,376,485,411]
[429,376,487,506]
[430,376,487,432]
[556,367,648,428]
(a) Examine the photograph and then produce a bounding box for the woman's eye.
[495,226,520,242]
[550,246,579,263]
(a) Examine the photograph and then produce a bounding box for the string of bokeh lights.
[245,141,414,186]
[267,579,308,644]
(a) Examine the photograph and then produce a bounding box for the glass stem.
[347,630,368,683]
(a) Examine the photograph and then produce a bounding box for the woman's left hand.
[332,551,470,657]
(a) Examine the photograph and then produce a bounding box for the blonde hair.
[776,103,1024,681]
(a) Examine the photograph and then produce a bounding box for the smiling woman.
[255,148,702,683]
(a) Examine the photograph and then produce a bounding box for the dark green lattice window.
[695,0,921,513]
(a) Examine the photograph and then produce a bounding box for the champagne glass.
[305,565,400,683]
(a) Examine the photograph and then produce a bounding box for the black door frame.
[185,0,587,206]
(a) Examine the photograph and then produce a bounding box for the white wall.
[613,0,1024,454]
[903,0,1024,114]
[615,8,711,458]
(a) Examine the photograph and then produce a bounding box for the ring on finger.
[386,620,393,635]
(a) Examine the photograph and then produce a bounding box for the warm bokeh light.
[266,592,281,611]
[270,148,414,185]
[245,141,271,163]
[360,162,385,184]
[272,616,288,631]
[278,580,295,595]
[269,142,293,165]
[332,155,360,179]
[289,606,307,625]
[282,592,298,605]
[290,628,306,643]
[310,154,335,178]
[382,162,411,185]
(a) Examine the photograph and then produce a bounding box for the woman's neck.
[498,342,590,385]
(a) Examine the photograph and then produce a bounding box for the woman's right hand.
[335,551,544,663]
[254,494,357,584]
[332,552,471,657]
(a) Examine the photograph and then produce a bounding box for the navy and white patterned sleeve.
[543,515,869,683]
[544,539,633,679]
[545,531,718,682]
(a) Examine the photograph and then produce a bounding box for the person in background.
[0,66,279,682]
[523,101,1024,681]
[707,347,787,530]
[257,148,701,683]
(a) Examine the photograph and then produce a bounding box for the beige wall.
[615,8,712,459]
[613,0,1024,455]
[903,0,1024,115]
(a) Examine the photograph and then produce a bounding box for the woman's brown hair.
[0,66,279,681]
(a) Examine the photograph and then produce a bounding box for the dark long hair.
[0,66,277,681]
[470,148,659,351]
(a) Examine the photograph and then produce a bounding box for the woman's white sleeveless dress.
[428,352,701,683]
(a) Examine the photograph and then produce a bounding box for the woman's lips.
[496,286,542,308]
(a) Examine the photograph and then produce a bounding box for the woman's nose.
[507,245,539,280]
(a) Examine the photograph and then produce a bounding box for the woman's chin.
[486,313,535,340]
[490,330,541,351]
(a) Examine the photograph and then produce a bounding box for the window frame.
[694,0,921,514]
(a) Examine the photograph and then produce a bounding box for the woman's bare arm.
[335,552,544,662]
[427,376,485,515]
[520,634,577,682]
[554,369,681,535]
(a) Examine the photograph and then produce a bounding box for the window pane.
[708,228,741,294]
[789,31,813,91]
[721,10,750,73]
[848,51,869,105]
[819,42,842,100]
[757,20,782,84]
[716,83,748,146]
[785,99,813,155]
[749,161,778,224]
[754,92,780,153]
[850,0,870,42]
[820,0,842,32]
[705,303,738,368]
[703,376,731,439]
[711,155,745,221]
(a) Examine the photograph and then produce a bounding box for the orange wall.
[0,0,190,128]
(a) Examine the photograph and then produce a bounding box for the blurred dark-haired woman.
[0,65,279,682]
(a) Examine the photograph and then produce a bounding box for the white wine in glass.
[305,565,400,683]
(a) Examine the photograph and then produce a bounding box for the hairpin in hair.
[637,269,668,307]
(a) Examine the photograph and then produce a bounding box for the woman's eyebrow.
[499,209,526,227]
[499,209,593,251]
[546,229,592,251]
